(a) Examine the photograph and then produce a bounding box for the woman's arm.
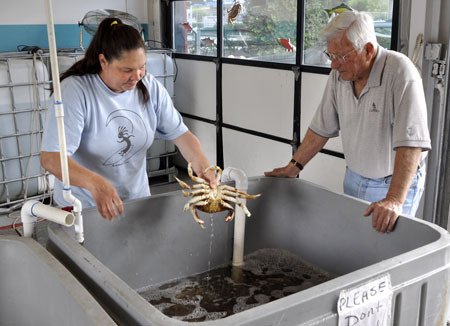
[40,151,124,219]
[172,131,217,187]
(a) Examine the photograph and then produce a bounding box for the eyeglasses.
[323,49,356,63]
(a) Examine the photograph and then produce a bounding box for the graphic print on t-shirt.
[103,109,149,167]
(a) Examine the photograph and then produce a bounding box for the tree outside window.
[304,0,393,66]
[172,0,394,65]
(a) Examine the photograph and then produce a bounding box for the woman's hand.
[41,151,124,220]
[88,175,124,220]
[172,131,218,188]
[191,162,218,189]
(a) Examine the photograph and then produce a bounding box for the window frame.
[165,0,400,167]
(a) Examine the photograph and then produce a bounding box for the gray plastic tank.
[0,235,116,325]
[47,177,450,325]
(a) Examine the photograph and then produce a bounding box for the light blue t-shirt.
[41,73,188,208]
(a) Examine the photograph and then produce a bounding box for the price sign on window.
[337,274,393,326]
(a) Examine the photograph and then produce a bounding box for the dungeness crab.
[175,163,261,228]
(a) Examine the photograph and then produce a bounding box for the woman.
[41,17,216,220]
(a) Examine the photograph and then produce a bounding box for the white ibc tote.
[0,54,51,208]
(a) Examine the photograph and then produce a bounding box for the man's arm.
[364,146,422,233]
[264,128,329,177]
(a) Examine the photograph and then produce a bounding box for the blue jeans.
[343,165,426,216]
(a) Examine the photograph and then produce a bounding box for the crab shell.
[175,163,261,229]
[196,190,228,214]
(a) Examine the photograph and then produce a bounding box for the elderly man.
[265,11,431,233]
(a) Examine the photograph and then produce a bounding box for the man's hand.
[264,164,299,178]
[364,198,403,233]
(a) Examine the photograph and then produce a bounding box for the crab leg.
[181,191,191,197]
[236,202,252,217]
[220,185,240,192]
[221,189,239,197]
[189,206,206,228]
[181,188,210,197]
[187,189,210,196]
[187,162,208,184]
[187,195,210,204]
[237,192,261,200]
[183,196,209,211]
[175,177,191,190]
[224,209,235,222]
[220,200,234,210]
[220,185,261,199]
[219,200,235,222]
[222,195,252,217]
[192,184,210,189]
[204,165,223,182]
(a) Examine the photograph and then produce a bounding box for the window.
[172,0,395,65]
[222,0,297,63]
[173,1,218,56]
[304,0,394,66]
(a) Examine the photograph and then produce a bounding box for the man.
[265,11,431,233]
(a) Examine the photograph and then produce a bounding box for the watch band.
[290,158,304,171]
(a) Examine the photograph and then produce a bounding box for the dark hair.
[60,17,149,102]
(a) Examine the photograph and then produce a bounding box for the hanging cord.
[411,33,424,73]
[173,56,178,83]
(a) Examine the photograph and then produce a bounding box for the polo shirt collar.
[366,45,387,88]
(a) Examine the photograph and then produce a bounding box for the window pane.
[303,0,394,66]
[222,0,297,63]
[173,1,218,56]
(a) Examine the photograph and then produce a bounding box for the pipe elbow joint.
[62,188,82,212]
[222,167,248,190]
[21,201,39,237]
[21,200,75,238]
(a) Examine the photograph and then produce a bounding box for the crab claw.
[224,210,235,222]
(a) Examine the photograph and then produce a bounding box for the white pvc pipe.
[45,0,69,188]
[45,0,84,243]
[65,191,84,243]
[21,200,74,238]
[221,167,248,267]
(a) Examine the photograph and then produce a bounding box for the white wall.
[183,117,217,166]
[0,0,147,24]
[301,73,343,154]
[222,65,294,139]
[222,128,292,178]
[173,59,217,168]
[174,59,216,120]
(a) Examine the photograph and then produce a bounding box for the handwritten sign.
[337,274,393,326]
